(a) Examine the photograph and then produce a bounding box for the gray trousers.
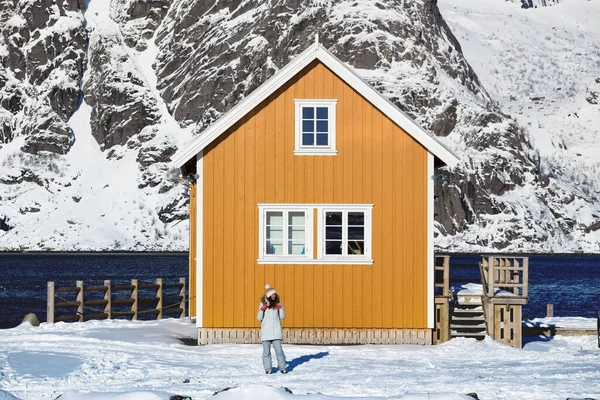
[262,340,286,372]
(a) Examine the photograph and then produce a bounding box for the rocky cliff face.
[0,0,598,252]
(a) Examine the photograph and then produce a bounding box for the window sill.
[294,150,338,156]
[258,258,373,265]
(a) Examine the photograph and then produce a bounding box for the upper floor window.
[294,99,337,155]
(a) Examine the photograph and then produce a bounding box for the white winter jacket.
[257,304,285,341]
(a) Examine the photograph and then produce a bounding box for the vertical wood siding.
[202,61,428,329]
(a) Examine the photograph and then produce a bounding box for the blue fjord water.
[0,253,598,329]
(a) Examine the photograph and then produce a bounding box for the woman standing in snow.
[257,284,287,374]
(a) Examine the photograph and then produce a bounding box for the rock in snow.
[0,0,598,252]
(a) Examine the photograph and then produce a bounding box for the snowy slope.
[1,0,599,252]
[436,0,600,252]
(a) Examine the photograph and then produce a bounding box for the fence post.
[104,280,111,319]
[47,281,55,324]
[156,278,163,320]
[131,279,138,320]
[488,257,495,296]
[76,280,84,322]
[546,304,554,318]
[179,277,186,318]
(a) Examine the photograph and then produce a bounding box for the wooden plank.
[76,281,83,322]
[372,109,383,328]
[104,280,111,319]
[179,278,186,318]
[47,282,54,324]
[244,113,256,328]
[413,143,427,327]
[234,117,246,327]
[131,279,138,321]
[155,278,162,320]
[392,123,404,328]
[222,123,235,328]
[381,116,394,327]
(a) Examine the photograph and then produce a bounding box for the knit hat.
[265,284,277,298]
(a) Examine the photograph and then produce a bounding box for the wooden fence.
[47,278,186,323]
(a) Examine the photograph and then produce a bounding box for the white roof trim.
[171,42,459,168]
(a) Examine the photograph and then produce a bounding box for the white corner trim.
[195,151,203,328]
[170,43,459,169]
[427,153,434,329]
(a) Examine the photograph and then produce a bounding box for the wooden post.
[488,257,495,296]
[443,256,450,296]
[513,258,520,295]
[156,278,163,320]
[522,257,529,298]
[47,281,55,324]
[546,304,554,318]
[104,280,111,319]
[131,279,138,320]
[179,277,186,318]
[76,280,84,322]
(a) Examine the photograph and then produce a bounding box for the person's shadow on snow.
[286,352,329,372]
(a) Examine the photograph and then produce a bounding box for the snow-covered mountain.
[0,0,598,252]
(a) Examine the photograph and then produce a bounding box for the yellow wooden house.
[171,39,459,345]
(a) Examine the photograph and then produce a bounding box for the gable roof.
[171,39,459,168]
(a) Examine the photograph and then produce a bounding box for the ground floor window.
[258,204,372,264]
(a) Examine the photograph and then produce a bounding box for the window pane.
[316,120,328,133]
[348,212,364,225]
[316,107,328,119]
[326,240,342,255]
[266,241,283,255]
[266,212,283,226]
[348,240,364,255]
[289,211,305,226]
[302,107,314,119]
[302,120,314,133]
[326,226,342,240]
[289,227,305,240]
[266,226,283,240]
[302,133,314,146]
[326,212,342,226]
[288,241,305,255]
[316,133,328,146]
[348,226,364,240]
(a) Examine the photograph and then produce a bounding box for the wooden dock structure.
[434,255,530,348]
[479,256,528,348]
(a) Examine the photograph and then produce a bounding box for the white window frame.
[258,204,373,265]
[294,99,338,155]
[258,205,313,263]
[317,205,373,263]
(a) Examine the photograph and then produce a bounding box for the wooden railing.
[479,256,529,348]
[47,278,186,323]
[480,256,528,298]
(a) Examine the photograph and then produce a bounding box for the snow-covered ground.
[0,318,598,400]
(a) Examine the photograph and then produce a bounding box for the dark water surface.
[448,254,600,320]
[0,253,188,329]
[0,253,599,329]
